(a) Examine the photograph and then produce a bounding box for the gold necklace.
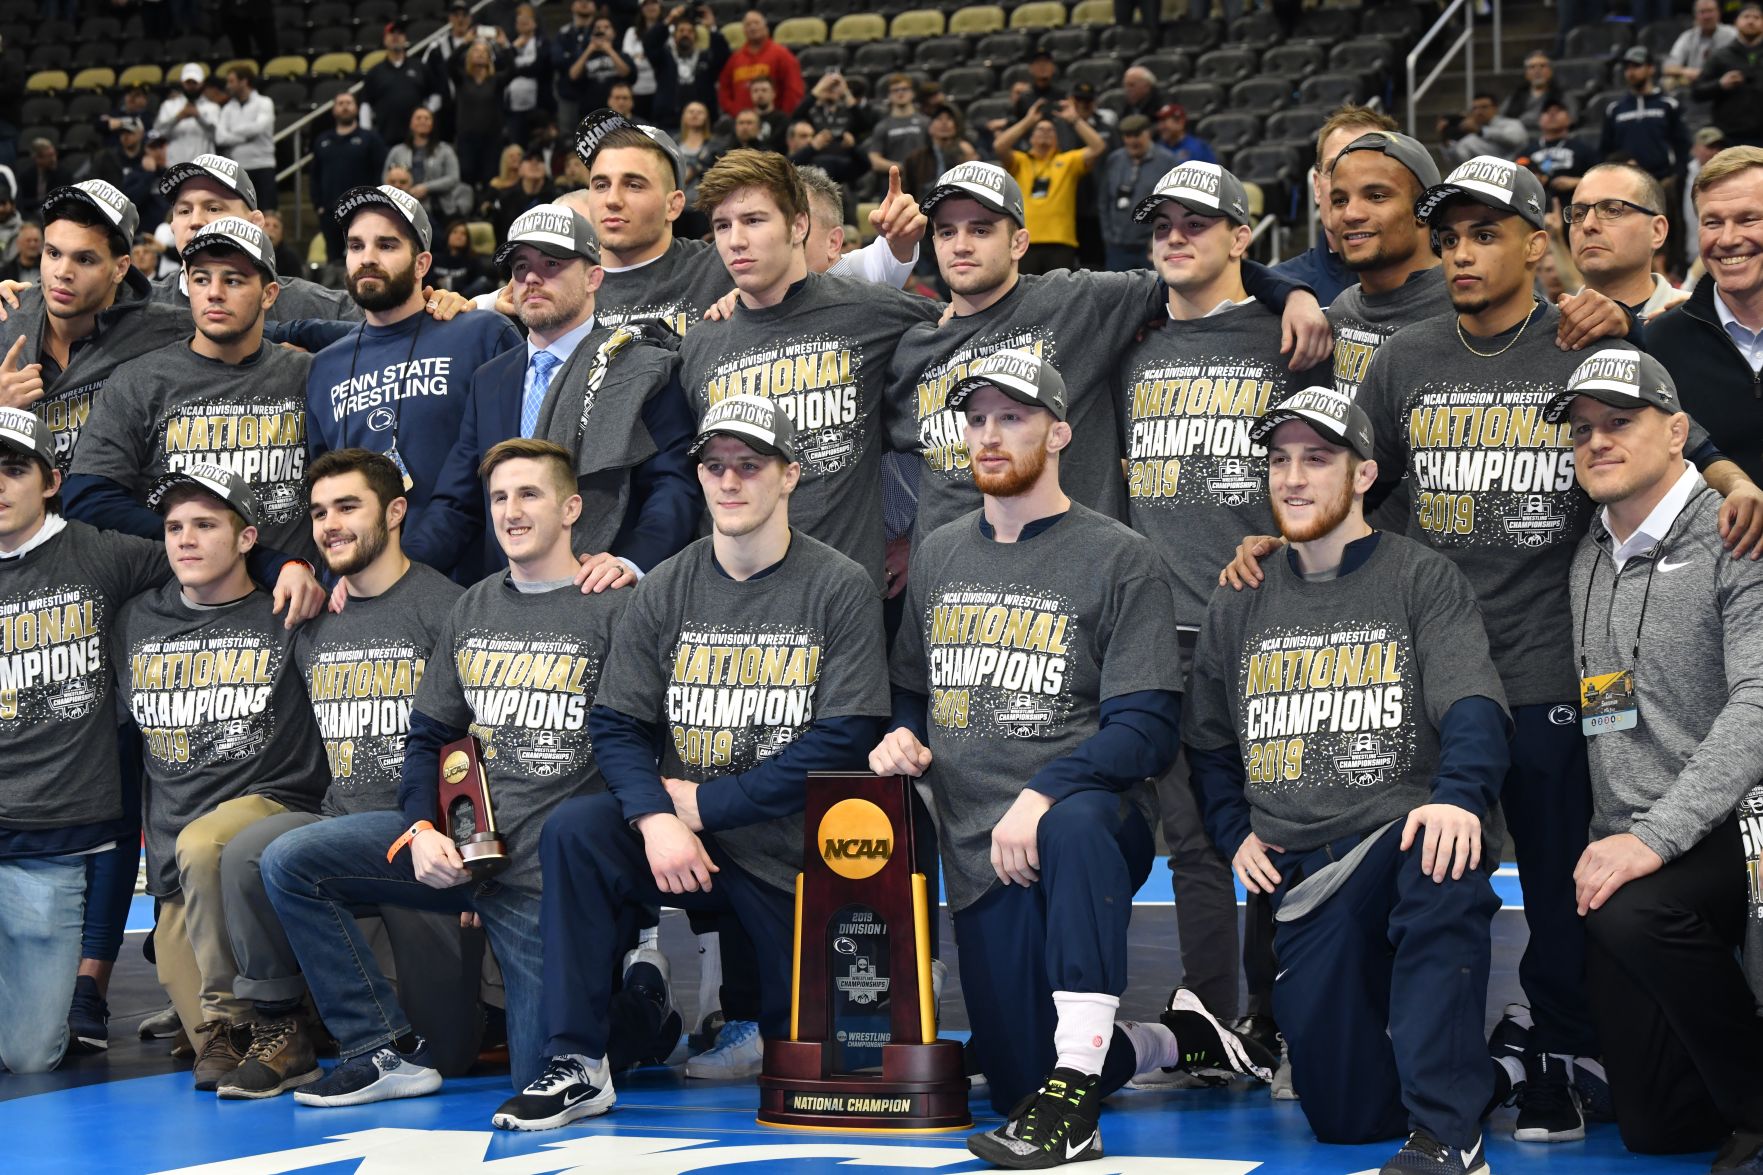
[1456,299,1540,358]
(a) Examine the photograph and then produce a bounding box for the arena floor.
[0,866,1713,1174]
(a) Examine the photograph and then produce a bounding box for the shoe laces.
[1011,1074,1087,1150]
[243,1017,297,1063]
[525,1055,590,1095]
[1524,1054,1577,1115]
[703,1018,759,1056]
[194,1020,245,1060]
[1400,1130,1450,1162]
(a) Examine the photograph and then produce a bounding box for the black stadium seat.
[1037,26,1092,65]
[941,66,995,105]
[1098,25,1152,60]
[1261,42,1325,80]
[1160,17,1222,54]
[975,31,1032,66]
[1640,19,1690,61]
[1227,12,1281,50]
[1065,56,1123,92]
[1296,7,1359,44]
[965,97,1013,131]
[309,3,352,31]
[309,76,356,105]
[1299,72,1363,108]
[76,16,123,41]
[20,96,67,127]
[1133,51,1191,86]
[1233,143,1304,212]
[1563,22,1632,60]
[1196,111,1262,155]
[912,36,967,73]
[799,44,850,75]
[1195,46,1259,86]
[73,43,115,70]
[1551,56,1614,97]
[1330,38,1394,80]
[267,80,312,112]
[1229,76,1292,115]
[851,40,907,72]
[1168,81,1225,119]
[66,92,113,123]
[1266,105,1331,147]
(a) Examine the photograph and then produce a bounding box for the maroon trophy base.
[757,1039,971,1130]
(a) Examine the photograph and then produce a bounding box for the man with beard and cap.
[1113,162,1332,1091]
[885,160,1332,546]
[0,182,190,471]
[211,448,479,1100]
[875,348,1275,1168]
[575,110,926,335]
[404,202,698,585]
[153,65,221,169]
[1550,349,1763,1168]
[63,217,318,563]
[1188,385,1511,1175]
[305,185,522,566]
[1220,154,1763,1146]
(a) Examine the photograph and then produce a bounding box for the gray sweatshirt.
[679,272,941,587]
[70,339,318,560]
[1569,474,1763,862]
[1119,300,1331,625]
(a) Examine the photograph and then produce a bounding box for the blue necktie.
[521,349,561,438]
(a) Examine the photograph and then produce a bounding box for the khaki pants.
[155,795,289,1037]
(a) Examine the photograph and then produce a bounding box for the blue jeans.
[260,810,545,1090]
[0,854,86,1073]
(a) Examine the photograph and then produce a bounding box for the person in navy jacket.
[403,199,698,585]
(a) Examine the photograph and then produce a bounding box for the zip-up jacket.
[1598,90,1689,179]
[1647,278,1763,483]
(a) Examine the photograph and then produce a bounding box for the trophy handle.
[912,872,933,1047]
[790,870,805,1042]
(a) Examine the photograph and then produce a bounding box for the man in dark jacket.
[312,92,389,259]
[1600,48,1692,183]
[1695,3,1763,147]
[644,4,730,129]
[360,23,432,149]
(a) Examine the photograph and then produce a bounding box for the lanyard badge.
[386,443,415,492]
[1579,669,1637,736]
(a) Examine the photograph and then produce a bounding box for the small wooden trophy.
[437,736,508,878]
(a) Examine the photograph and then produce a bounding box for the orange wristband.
[386,820,435,863]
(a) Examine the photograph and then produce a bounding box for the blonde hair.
[1315,104,1398,172]
[1693,145,1763,200]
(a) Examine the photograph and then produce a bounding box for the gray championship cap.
[1544,348,1682,423]
[946,348,1069,421]
[182,214,277,279]
[1250,385,1377,460]
[41,179,140,244]
[494,203,601,269]
[1330,130,1442,190]
[156,152,258,210]
[1132,160,1252,226]
[690,394,799,463]
[0,405,57,467]
[574,108,686,188]
[1416,154,1549,231]
[146,463,260,527]
[920,161,1027,226]
[332,184,433,252]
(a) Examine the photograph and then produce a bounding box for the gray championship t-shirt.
[1120,300,1331,625]
[413,574,626,891]
[294,562,463,816]
[680,272,941,587]
[886,270,1165,538]
[1327,268,1451,400]
[0,522,169,831]
[596,238,745,336]
[1185,533,1508,852]
[1356,303,1632,706]
[115,581,329,896]
[71,340,317,561]
[592,533,890,893]
[890,503,1183,911]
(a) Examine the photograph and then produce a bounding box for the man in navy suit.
[403,201,699,586]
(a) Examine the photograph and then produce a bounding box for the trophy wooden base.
[757,1039,971,1131]
[457,832,508,877]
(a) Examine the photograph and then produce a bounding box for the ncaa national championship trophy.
[758,772,970,1130]
[437,735,509,877]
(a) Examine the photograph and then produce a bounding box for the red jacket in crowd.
[717,37,805,115]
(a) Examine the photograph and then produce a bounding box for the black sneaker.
[966,1067,1103,1170]
[1514,1051,1585,1142]
[491,1055,616,1131]
[293,1038,442,1107]
[1380,1130,1490,1174]
[1487,1002,1531,1062]
[1160,988,1277,1082]
[688,1009,726,1055]
[1713,1129,1763,1172]
[621,948,682,1066]
[66,975,109,1053]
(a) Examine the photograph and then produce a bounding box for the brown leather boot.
[191,1019,250,1091]
[216,1015,321,1099]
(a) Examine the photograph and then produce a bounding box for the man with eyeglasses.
[1565,162,1687,320]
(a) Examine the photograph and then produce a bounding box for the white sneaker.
[683,1018,762,1079]
[491,1054,615,1131]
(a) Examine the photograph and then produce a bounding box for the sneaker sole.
[1125,1069,1225,1090]
[294,1069,443,1107]
[217,1067,322,1100]
[1514,1123,1586,1143]
[492,1089,615,1131]
[966,1129,1103,1170]
[67,1035,109,1053]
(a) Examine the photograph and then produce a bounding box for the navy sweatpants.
[952,789,1155,1113]
[1503,703,1598,1055]
[539,793,795,1060]
[1270,822,1499,1150]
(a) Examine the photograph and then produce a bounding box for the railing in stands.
[1406,0,1503,140]
[273,0,497,241]
[1249,212,1283,263]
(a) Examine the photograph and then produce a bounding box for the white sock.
[1574,1056,1604,1082]
[1052,991,1120,1077]
[1496,1055,1525,1088]
[696,931,722,1024]
[1118,1019,1180,1073]
[638,925,660,950]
